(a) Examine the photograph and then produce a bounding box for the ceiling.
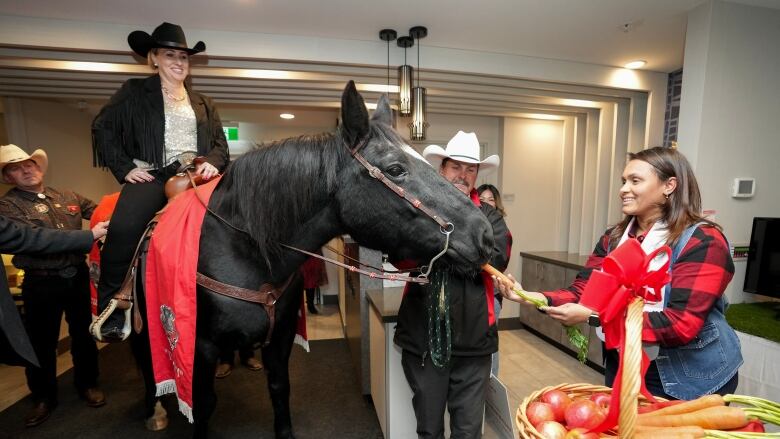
[0,0,710,72]
[4,0,777,129]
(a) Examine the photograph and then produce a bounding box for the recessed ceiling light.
[280,113,295,119]
[624,60,647,70]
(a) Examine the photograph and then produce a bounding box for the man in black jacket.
[0,144,108,427]
[394,131,511,439]
[0,217,107,366]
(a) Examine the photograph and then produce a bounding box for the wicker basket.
[516,298,658,438]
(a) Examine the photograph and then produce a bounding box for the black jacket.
[0,218,93,367]
[394,203,511,357]
[92,74,230,182]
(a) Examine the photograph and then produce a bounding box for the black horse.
[129,81,494,438]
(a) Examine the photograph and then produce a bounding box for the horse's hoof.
[145,401,168,431]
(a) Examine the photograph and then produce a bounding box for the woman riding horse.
[104,81,495,439]
[92,22,228,342]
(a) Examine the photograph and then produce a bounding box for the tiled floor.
[0,303,605,437]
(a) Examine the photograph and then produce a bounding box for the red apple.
[541,390,572,422]
[527,401,556,427]
[536,420,568,439]
[564,400,605,430]
[565,427,600,439]
[589,392,611,411]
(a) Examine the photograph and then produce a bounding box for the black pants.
[97,167,176,317]
[604,348,739,399]
[401,350,491,439]
[21,265,99,404]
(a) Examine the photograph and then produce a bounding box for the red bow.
[578,238,671,433]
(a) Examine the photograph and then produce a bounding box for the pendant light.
[379,29,397,92]
[409,26,428,141]
[397,36,414,116]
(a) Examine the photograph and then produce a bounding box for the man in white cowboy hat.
[0,144,107,427]
[393,131,512,439]
[422,130,500,197]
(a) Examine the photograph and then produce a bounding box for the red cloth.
[88,193,121,317]
[578,238,671,434]
[144,177,309,421]
[145,177,221,422]
[301,256,327,289]
[543,225,734,347]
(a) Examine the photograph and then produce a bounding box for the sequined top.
[163,95,198,167]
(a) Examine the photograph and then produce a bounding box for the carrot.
[634,425,705,438]
[635,425,706,438]
[636,405,749,430]
[635,433,698,439]
[638,400,685,414]
[481,264,547,307]
[727,419,765,432]
[639,394,725,417]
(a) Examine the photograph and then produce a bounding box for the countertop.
[519,251,589,270]
[366,287,404,323]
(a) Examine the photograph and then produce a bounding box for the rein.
[187,133,455,285]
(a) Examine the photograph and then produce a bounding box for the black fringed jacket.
[92,75,229,183]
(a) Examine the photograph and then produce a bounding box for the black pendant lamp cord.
[386,39,390,89]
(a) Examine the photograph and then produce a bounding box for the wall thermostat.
[732,178,755,198]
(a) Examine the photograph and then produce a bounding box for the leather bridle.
[192,132,455,285]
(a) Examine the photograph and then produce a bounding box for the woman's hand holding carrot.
[545,303,594,326]
[486,267,548,308]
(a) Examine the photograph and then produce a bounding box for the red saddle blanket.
[89,178,309,423]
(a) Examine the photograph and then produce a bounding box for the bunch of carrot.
[482,264,589,362]
[627,393,780,438]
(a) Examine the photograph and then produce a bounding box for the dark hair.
[609,146,720,248]
[477,183,506,217]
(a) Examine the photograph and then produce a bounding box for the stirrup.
[89,298,132,342]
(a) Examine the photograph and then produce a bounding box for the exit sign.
[223,127,238,141]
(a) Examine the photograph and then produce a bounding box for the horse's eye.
[385,164,407,178]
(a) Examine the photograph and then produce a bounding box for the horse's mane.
[214,130,345,267]
[214,122,403,268]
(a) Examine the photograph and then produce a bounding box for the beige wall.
[2,98,120,203]
[502,118,566,254]
[678,0,780,303]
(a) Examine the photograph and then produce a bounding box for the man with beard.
[394,131,511,439]
[0,144,107,427]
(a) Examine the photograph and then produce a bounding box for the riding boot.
[96,260,128,341]
[305,288,319,314]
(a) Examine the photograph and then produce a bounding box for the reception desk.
[366,287,418,439]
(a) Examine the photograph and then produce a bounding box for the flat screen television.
[743,217,780,298]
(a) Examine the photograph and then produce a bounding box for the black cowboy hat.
[127,22,206,57]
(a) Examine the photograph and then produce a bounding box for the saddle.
[90,162,293,345]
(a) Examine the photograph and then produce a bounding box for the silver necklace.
[161,85,186,102]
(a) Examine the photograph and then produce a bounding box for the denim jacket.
[654,223,743,400]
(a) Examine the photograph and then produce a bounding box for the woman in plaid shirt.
[496,147,742,400]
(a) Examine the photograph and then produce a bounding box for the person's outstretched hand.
[545,303,593,326]
[492,273,548,307]
[91,221,109,240]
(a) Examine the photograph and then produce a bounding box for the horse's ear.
[340,80,369,146]
[370,94,393,126]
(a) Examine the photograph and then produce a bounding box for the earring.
[154,63,158,67]
[664,193,670,200]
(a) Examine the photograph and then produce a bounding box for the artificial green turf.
[726,302,780,344]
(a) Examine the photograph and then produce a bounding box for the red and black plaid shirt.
[543,225,734,347]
